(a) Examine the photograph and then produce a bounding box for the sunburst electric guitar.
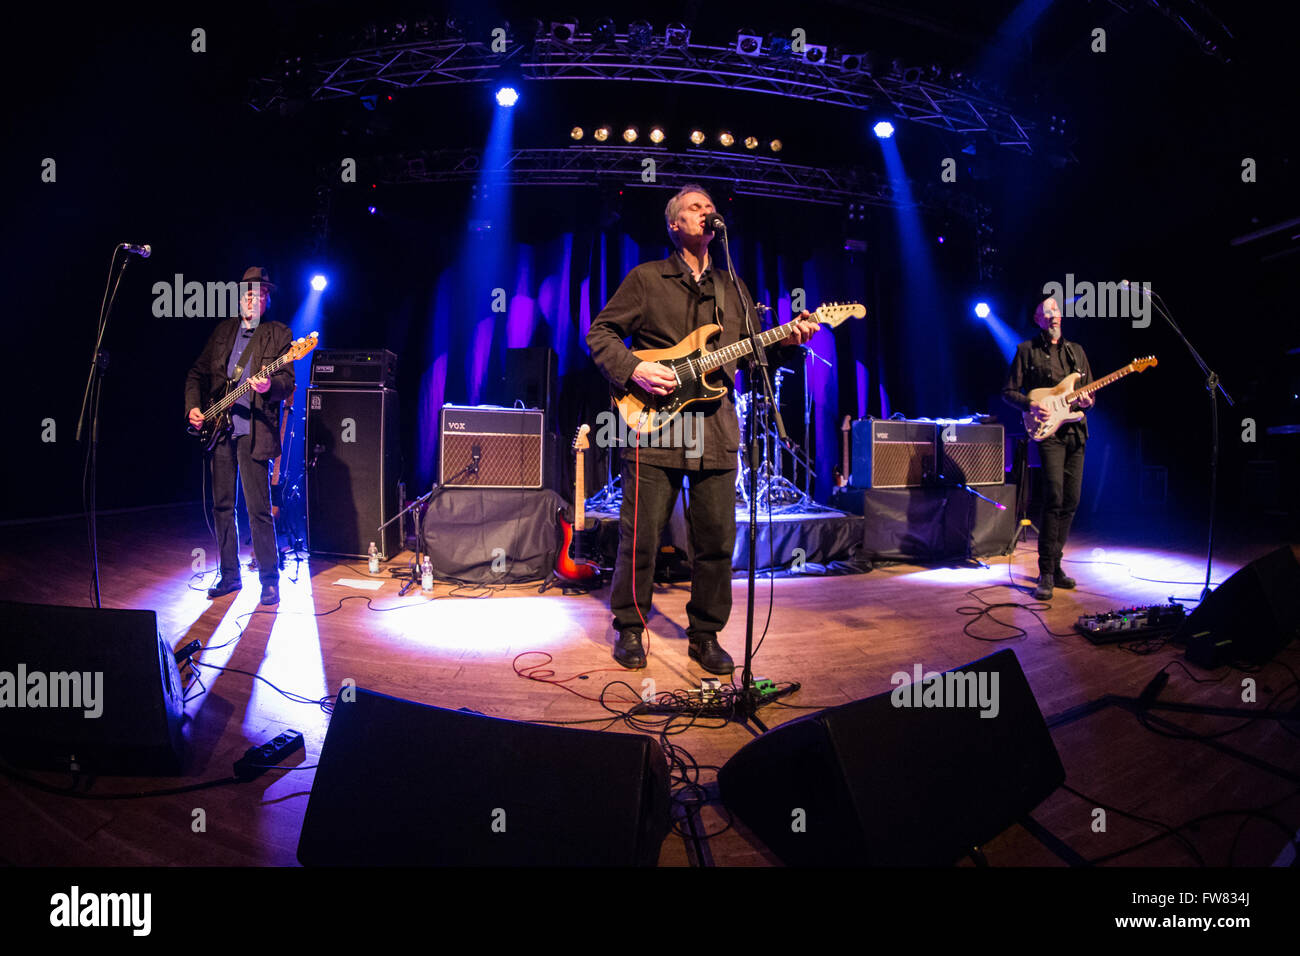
[612,302,866,435]
[555,425,602,584]
[1024,355,1157,441]
[189,332,319,452]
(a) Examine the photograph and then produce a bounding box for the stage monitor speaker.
[0,602,184,775]
[850,419,937,489]
[1177,545,1300,667]
[297,686,671,866]
[939,423,1005,486]
[718,648,1064,866]
[440,405,547,489]
[489,347,558,422]
[306,387,401,559]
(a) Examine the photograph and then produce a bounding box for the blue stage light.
[311,275,328,292]
[873,120,895,139]
[495,86,519,107]
[974,301,991,318]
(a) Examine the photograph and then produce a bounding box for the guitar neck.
[696,320,803,374]
[1066,364,1134,403]
[574,451,586,527]
[205,354,287,417]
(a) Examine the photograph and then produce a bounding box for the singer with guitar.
[586,185,817,673]
[184,267,295,606]
[1002,292,1094,601]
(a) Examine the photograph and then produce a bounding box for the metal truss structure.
[352,146,990,220]
[251,29,1053,156]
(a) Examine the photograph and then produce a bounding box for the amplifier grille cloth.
[873,442,934,488]
[942,443,1004,486]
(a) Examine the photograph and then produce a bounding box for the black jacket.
[184,318,294,461]
[586,250,757,470]
[1002,331,1093,437]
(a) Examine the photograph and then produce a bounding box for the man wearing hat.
[185,267,294,605]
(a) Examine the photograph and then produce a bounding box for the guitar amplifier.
[850,420,937,489]
[440,405,545,489]
[939,423,1005,486]
[311,349,398,389]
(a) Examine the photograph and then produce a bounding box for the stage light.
[841,53,862,71]
[550,21,576,42]
[622,126,638,143]
[744,136,758,149]
[367,206,377,215]
[593,126,610,142]
[628,20,653,50]
[311,275,328,292]
[570,126,584,140]
[689,129,705,145]
[974,302,990,319]
[665,23,690,47]
[736,30,761,55]
[803,44,827,64]
[873,120,895,139]
[719,130,734,147]
[768,35,793,58]
[649,127,665,143]
[769,138,783,152]
[936,235,945,244]
[592,17,616,44]
[495,86,519,107]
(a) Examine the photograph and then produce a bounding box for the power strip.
[234,729,305,781]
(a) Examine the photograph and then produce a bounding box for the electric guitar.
[612,302,866,435]
[1024,355,1157,441]
[555,425,602,583]
[189,332,318,452]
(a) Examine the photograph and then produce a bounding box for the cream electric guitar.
[613,302,866,436]
[1024,355,1157,441]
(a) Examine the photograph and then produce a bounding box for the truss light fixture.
[592,17,616,44]
[803,44,827,64]
[665,23,690,47]
[628,20,653,50]
[736,31,762,55]
[593,126,611,142]
[719,131,735,147]
[622,126,639,143]
[689,129,706,145]
[769,138,783,152]
[550,21,576,42]
[649,127,666,143]
[570,126,584,140]
[744,136,758,149]
[873,120,895,139]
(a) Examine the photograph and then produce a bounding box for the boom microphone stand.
[714,218,799,730]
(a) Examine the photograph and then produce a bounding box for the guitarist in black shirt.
[184,267,294,605]
[1002,292,1094,601]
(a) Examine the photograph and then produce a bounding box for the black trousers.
[1037,427,1085,577]
[211,433,279,583]
[610,459,736,638]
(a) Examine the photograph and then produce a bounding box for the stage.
[1,503,1296,868]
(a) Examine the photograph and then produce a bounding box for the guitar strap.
[712,272,725,330]
[230,326,259,385]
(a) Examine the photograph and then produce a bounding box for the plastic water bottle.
[421,556,433,592]
[368,542,379,574]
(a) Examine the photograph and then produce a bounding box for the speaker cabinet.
[1178,545,1300,667]
[718,649,1064,866]
[306,387,401,559]
[297,687,671,866]
[939,423,1005,486]
[850,420,937,489]
[0,602,185,775]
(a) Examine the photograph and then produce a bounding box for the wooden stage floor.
[1,504,1297,868]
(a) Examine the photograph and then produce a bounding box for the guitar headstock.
[573,423,591,452]
[287,331,320,361]
[1129,355,1158,373]
[841,414,852,431]
[812,302,867,330]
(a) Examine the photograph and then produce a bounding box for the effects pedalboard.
[1075,603,1186,645]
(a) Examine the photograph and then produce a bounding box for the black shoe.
[260,583,279,606]
[688,635,734,675]
[613,631,646,669]
[207,575,241,598]
[1033,574,1054,601]
[1053,569,1077,589]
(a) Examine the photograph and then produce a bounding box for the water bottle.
[421,556,433,592]
[368,542,379,574]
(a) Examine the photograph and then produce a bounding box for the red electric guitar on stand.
[556,425,602,584]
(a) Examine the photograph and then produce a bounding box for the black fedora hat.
[241,266,278,294]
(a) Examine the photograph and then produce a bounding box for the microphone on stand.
[469,443,482,475]
[704,212,726,234]
[119,243,152,258]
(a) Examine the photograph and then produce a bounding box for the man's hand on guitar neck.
[632,361,678,396]
[780,311,819,347]
[188,407,204,429]
[249,373,271,394]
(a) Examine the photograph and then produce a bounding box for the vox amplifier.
[440,405,545,489]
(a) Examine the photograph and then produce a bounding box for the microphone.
[120,243,151,258]
[469,443,482,475]
[309,443,324,468]
[703,212,726,233]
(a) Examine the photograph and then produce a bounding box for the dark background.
[3,0,1295,539]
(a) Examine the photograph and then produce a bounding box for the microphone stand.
[716,224,799,731]
[1137,285,1232,601]
[75,246,134,609]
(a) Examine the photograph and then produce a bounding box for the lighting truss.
[250,31,1048,155]
[345,146,990,220]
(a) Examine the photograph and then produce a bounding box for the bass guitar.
[555,424,602,584]
[612,302,865,436]
[1024,355,1157,441]
[189,332,318,452]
